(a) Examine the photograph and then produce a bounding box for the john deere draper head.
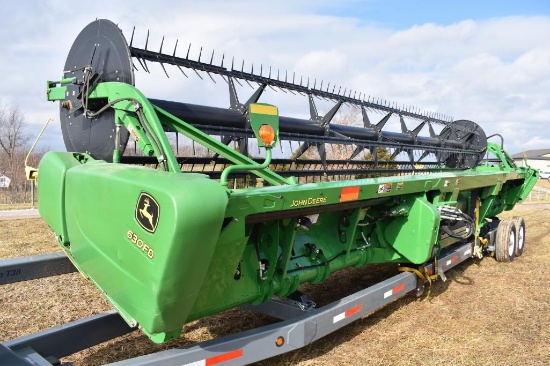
[38,19,536,344]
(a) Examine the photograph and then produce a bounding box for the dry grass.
[535,179,550,189]
[0,203,35,211]
[1,202,549,365]
[522,179,550,204]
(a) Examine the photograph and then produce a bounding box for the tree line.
[0,103,45,204]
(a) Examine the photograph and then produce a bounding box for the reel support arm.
[155,104,295,186]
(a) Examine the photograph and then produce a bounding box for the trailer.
[0,19,538,365]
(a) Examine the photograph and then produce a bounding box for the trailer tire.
[495,219,515,262]
[512,216,525,257]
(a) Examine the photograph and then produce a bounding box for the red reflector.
[340,186,360,202]
[206,349,243,365]
[345,304,362,317]
[392,283,405,294]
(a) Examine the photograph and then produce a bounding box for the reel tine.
[130,26,135,47]
[207,72,217,84]
[244,78,255,89]
[268,84,279,93]
[173,39,178,57]
[160,62,170,78]
[233,76,244,87]
[418,150,430,162]
[176,64,189,78]
[140,57,151,73]
[135,57,147,72]
[193,69,204,80]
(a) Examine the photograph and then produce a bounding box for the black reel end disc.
[60,19,134,162]
[439,120,487,169]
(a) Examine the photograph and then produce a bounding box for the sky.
[0,0,549,155]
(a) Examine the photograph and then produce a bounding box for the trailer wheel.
[512,216,525,257]
[495,219,515,262]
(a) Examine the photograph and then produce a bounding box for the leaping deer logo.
[139,198,155,229]
[135,193,159,233]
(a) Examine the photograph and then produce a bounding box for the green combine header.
[0,19,538,365]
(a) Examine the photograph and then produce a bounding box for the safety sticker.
[383,283,406,299]
[333,304,362,323]
[377,183,392,194]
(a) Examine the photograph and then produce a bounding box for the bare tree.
[0,104,32,203]
[0,105,29,162]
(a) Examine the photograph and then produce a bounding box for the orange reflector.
[259,124,275,146]
[206,349,243,365]
[392,283,405,294]
[344,304,362,317]
[275,336,285,347]
[340,186,360,202]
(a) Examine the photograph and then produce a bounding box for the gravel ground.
[0,209,39,220]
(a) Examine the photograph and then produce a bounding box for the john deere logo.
[135,193,160,233]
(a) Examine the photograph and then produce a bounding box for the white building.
[0,174,11,188]
[511,149,550,172]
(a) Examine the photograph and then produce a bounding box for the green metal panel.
[42,153,228,342]
[384,194,440,264]
[37,152,88,245]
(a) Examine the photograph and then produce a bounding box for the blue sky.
[317,0,550,27]
[0,0,549,156]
